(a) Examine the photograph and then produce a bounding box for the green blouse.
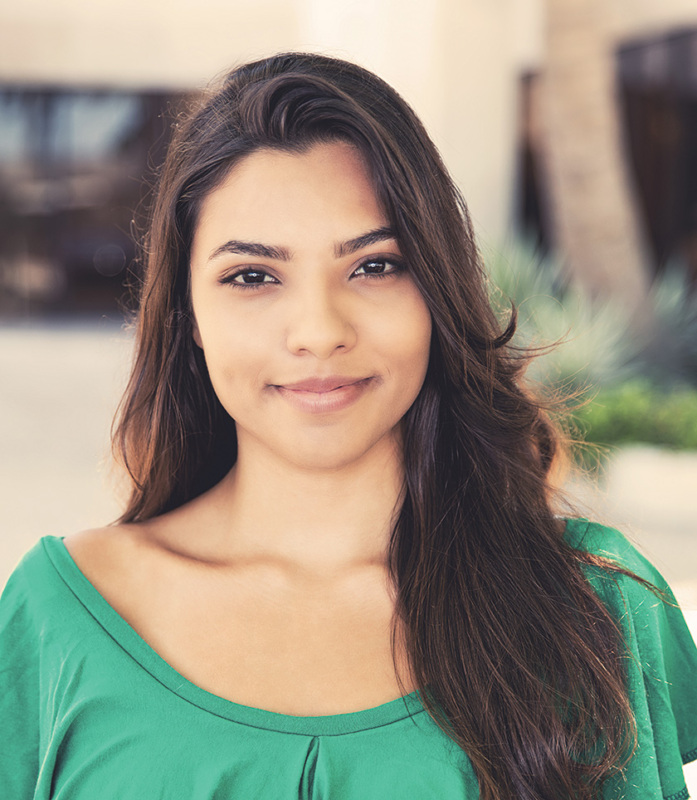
[1,519,696,799]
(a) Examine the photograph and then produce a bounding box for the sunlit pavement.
[1,319,696,789]
[0,318,132,580]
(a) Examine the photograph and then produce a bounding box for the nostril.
[285,309,357,358]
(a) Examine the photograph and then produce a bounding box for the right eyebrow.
[207,240,292,263]
[334,226,397,258]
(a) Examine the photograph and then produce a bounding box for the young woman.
[2,52,696,800]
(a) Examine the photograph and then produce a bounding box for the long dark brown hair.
[114,53,637,799]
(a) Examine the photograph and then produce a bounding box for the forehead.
[191,141,389,255]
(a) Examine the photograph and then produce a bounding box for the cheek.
[207,332,266,376]
[391,293,432,375]
[194,312,271,399]
[365,293,431,410]
[192,285,264,364]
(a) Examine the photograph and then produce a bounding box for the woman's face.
[189,140,432,472]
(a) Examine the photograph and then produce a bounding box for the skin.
[64,141,432,715]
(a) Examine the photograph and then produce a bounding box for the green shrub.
[573,380,697,450]
[483,240,641,394]
[483,240,697,458]
[646,264,697,386]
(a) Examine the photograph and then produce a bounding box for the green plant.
[574,380,697,450]
[483,241,697,460]
[645,263,697,387]
[483,240,641,395]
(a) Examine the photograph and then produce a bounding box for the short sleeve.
[565,518,697,800]
[0,556,42,798]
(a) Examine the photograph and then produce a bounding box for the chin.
[277,430,398,473]
[281,445,374,473]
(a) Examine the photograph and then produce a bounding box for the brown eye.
[353,258,404,278]
[221,269,279,288]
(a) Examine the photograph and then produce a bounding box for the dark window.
[515,26,697,283]
[0,87,190,315]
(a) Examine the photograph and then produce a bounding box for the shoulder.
[2,524,167,656]
[562,517,669,590]
[2,536,64,607]
[564,520,697,792]
[0,536,80,647]
[63,524,141,573]
[60,501,217,615]
[562,517,683,633]
[562,517,695,669]
[62,523,164,609]
[63,483,222,574]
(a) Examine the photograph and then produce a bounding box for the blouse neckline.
[42,535,427,737]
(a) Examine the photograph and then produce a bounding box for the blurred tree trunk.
[536,0,652,313]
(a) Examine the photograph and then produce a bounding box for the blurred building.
[0,87,189,312]
[0,0,696,313]
[519,24,697,285]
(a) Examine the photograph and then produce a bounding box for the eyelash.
[219,258,405,290]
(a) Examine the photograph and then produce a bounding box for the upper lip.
[277,376,369,393]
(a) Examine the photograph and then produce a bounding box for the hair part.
[114,52,637,799]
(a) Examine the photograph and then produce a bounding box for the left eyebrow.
[334,226,398,258]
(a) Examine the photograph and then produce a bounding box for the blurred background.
[0,2,696,781]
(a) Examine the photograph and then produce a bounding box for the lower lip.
[275,379,373,413]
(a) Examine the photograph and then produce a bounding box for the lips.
[276,376,368,393]
[273,376,374,413]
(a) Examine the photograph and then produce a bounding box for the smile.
[274,377,373,413]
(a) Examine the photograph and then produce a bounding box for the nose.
[285,284,357,359]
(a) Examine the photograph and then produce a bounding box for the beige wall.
[0,0,299,89]
[515,0,697,72]
[296,0,521,242]
[0,0,696,241]
[609,0,697,39]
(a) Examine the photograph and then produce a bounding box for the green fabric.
[0,519,694,798]
[566,520,697,800]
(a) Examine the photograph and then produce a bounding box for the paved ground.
[0,318,132,579]
[1,319,696,787]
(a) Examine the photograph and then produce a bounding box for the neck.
[207,435,405,576]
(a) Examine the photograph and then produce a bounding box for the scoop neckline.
[42,535,427,737]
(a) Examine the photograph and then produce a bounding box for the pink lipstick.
[274,376,373,413]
